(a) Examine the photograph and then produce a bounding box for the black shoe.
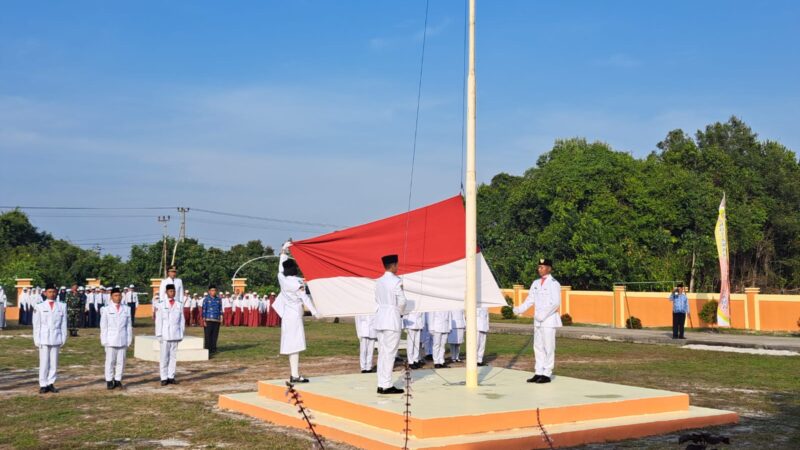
[107,381,114,390]
[416,360,426,367]
[377,386,405,395]
[289,376,309,383]
[168,378,179,385]
[47,384,59,393]
[535,376,551,384]
[527,375,542,383]
[361,370,369,373]
[477,362,487,367]
[434,364,444,369]
[368,368,377,373]
[114,380,124,390]
[39,387,48,394]
[161,380,169,386]
[425,355,433,361]
[679,336,686,339]
[409,363,420,370]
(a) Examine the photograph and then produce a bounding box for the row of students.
[355,307,490,373]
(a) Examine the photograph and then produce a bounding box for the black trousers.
[204,321,221,353]
[129,304,137,325]
[672,312,686,338]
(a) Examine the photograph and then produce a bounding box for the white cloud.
[370,17,452,50]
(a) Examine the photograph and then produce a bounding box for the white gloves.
[282,240,293,252]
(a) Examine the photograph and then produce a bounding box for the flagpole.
[464,0,478,388]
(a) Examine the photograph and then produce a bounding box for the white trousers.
[376,330,400,388]
[449,344,462,361]
[289,352,300,378]
[534,327,557,377]
[359,338,375,371]
[477,331,487,363]
[38,345,59,387]
[421,327,432,356]
[432,332,448,364]
[159,340,179,380]
[405,329,421,363]
[105,346,127,381]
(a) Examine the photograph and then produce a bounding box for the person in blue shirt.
[202,285,224,356]
[668,283,689,339]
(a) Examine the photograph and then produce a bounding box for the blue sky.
[2,0,798,256]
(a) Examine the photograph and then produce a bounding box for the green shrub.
[700,300,718,324]
[626,316,642,329]
[561,313,573,326]
[501,305,516,320]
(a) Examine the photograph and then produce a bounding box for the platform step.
[133,336,209,361]
[219,392,737,450]
[255,368,693,438]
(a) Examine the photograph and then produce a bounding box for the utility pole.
[171,207,189,266]
[158,215,171,277]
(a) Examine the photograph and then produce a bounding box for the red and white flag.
[290,196,506,317]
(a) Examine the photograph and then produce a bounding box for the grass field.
[1,318,798,449]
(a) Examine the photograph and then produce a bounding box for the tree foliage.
[0,210,277,301]
[479,117,800,292]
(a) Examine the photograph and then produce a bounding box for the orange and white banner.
[715,194,731,327]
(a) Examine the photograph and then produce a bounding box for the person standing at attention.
[202,285,223,356]
[669,283,689,339]
[374,254,408,395]
[513,258,562,384]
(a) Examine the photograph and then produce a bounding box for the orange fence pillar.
[150,278,161,298]
[561,286,571,316]
[745,287,761,331]
[512,284,524,307]
[232,278,247,295]
[613,285,626,328]
[15,278,33,301]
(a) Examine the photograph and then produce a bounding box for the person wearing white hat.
[124,285,139,325]
[155,284,184,385]
[159,266,184,310]
[0,286,7,329]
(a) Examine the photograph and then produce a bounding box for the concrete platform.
[133,335,208,362]
[219,367,737,449]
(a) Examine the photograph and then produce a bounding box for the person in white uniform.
[273,241,321,383]
[513,258,562,384]
[403,311,426,369]
[355,314,377,373]
[374,254,408,395]
[0,286,6,329]
[476,307,489,366]
[426,310,451,368]
[155,284,185,386]
[33,284,67,394]
[159,266,184,307]
[100,287,133,390]
[447,309,466,362]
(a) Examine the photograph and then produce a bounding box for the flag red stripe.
[291,196,475,281]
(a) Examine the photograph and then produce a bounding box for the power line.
[0,206,174,210]
[2,206,341,229]
[191,208,340,229]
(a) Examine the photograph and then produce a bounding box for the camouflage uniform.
[66,291,83,336]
